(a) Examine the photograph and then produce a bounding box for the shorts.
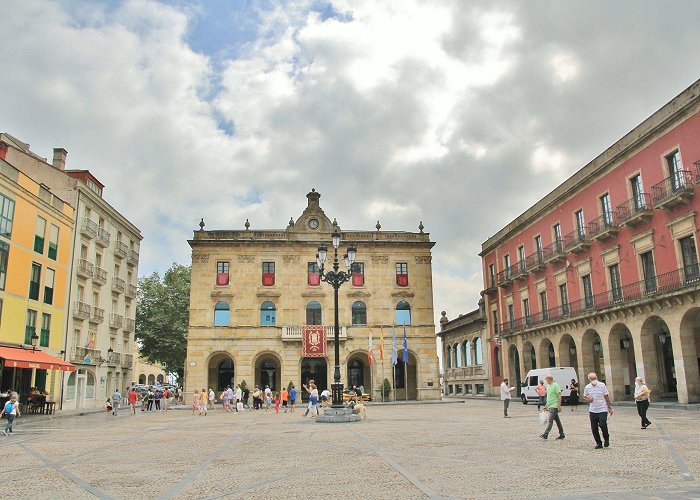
[282,400,288,407]
[289,398,296,405]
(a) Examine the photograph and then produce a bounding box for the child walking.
[1,393,20,435]
[274,392,281,414]
[192,389,201,415]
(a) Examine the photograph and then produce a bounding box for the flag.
[368,328,374,367]
[391,326,398,366]
[402,324,409,364]
[379,326,385,363]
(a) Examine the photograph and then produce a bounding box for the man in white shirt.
[582,372,614,449]
[500,379,515,418]
[234,384,243,412]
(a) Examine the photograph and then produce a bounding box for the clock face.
[308,218,319,229]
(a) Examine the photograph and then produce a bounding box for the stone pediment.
[346,290,371,298]
[288,189,335,233]
[391,290,415,299]
[256,291,282,298]
[301,291,327,298]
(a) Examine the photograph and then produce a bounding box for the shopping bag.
[538,409,549,425]
[236,402,243,412]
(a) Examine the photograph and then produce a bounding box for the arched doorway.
[346,352,370,393]
[581,329,604,382]
[157,374,164,384]
[558,334,578,375]
[607,323,637,400]
[255,353,281,392]
[523,341,536,371]
[640,316,676,397]
[539,338,556,368]
[139,373,146,385]
[679,308,700,403]
[301,357,327,401]
[508,344,521,390]
[147,374,155,385]
[395,350,418,400]
[208,352,235,391]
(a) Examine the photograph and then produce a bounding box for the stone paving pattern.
[0,400,699,499]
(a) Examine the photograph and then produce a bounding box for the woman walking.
[569,379,579,411]
[308,384,319,418]
[192,389,202,415]
[634,377,652,429]
[208,388,215,411]
[201,388,208,415]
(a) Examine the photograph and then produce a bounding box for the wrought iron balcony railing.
[96,227,111,248]
[80,218,97,239]
[587,212,618,242]
[76,259,94,279]
[542,240,565,263]
[563,228,589,254]
[496,268,512,287]
[93,266,108,286]
[651,170,695,209]
[525,250,546,272]
[616,193,652,227]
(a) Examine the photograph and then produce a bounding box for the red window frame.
[308,262,320,286]
[396,262,408,287]
[216,261,229,286]
[262,262,275,286]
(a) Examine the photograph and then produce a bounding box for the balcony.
[114,241,128,260]
[76,259,94,279]
[108,351,121,366]
[616,194,653,227]
[126,283,137,299]
[652,171,695,209]
[73,301,91,320]
[70,346,102,365]
[127,249,139,267]
[496,268,512,288]
[96,227,111,248]
[123,318,135,333]
[542,240,566,264]
[281,325,348,342]
[80,217,97,239]
[525,250,546,273]
[511,261,528,281]
[93,266,107,286]
[121,353,133,368]
[89,306,105,324]
[109,313,124,329]
[563,229,590,254]
[112,277,125,294]
[498,265,700,337]
[482,277,498,296]
[587,212,619,242]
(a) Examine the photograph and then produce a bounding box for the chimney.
[0,141,8,160]
[52,148,67,170]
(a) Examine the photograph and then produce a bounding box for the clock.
[308,218,319,229]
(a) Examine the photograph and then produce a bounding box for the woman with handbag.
[634,377,652,429]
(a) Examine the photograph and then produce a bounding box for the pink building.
[480,79,700,403]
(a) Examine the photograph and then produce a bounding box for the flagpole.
[404,361,408,402]
[392,364,396,402]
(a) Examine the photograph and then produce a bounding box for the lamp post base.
[316,406,362,423]
[331,380,344,408]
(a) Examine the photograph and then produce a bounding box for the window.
[504,255,511,279]
[666,150,684,190]
[534,235,543,260]
[455,343,462,367]
[631,174,645,209]
[351,262,364,287]
[351,301,367,326]
[488,264,495,288]
[455,384,462,394]
[396,262,408,287]
[262,261,275,286]
[40,313,51,347]
[25,309,37,344]
[680,235,699,282]
[523,298,530,325]
[214,301,230,326]
[575,210,585,239]
[0,194,15,238]
[306,301,322,325]
[446,346,452,368]
[216,262,229,286]
[308,262,320,286]
[44,268,55,305]
[518,245,526,271]
[34,216,46,254]
[508,304,515,330]
[493,346,501,377]
[553,223,562,252]
[474,338,483,365]
[609,264,622,302]
[540,291,549,320]
[29,263,41,300]
[640,251,656,293]
[491,310,499,335]
[559,284,569,316]
[395,301,411,325]
[0,241,8,290]
[582,274,593,310]
[260,301,276,326]
[47,224,59,260]
[464,341,471,366]
[600,193,613,226]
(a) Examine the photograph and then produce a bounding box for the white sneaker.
[2,430,7,436]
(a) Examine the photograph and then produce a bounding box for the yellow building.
[0,143,75,402]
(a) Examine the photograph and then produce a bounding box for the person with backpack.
[154,388,163,411]
[1,393,20,435]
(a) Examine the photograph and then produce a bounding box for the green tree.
[136,263,190,383]
[382,378,392,398]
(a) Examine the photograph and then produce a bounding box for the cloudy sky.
[3,0,700,324]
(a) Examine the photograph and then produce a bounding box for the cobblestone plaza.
[1,400,699,499]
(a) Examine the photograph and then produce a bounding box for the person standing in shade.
[535,380,547,411]
[634,377,652,429]
[569,379,580,411]
[112,388,121,416]
[583,372,613,449]
[500,378,515,417]
[540,374,565,440]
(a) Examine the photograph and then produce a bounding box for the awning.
[0,346,76,372]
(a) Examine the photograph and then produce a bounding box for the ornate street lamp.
[30,332,39,353]
[317,227,356,407]
[658,326,669,345]
[621,335,631,351]
[593,338,602,353]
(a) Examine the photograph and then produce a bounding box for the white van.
[520,367,578,404]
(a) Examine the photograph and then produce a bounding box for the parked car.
[520,367,577,404]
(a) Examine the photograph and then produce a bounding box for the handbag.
[538,409,549,425]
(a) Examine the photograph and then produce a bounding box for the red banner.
[302,326,326,358]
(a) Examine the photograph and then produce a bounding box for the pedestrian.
[234,384,242,413]
[243,386,250,409]
[535,380,546,411]
[221,387,231,412]
[570,379,580,411]
[274,392,281,414]
[263,392,272,414]
[264,385,272,403]
[208,388,215,410]
[154,388,162,412]
[289,384,297,413]
[500,378,515,417]
[146,389,155,411]
[281,387,289,413]
[540,374,565,440]
[582,372,613,449]
[112,388,121,416]
[192,389,202,415]
[1,393,20,435]
[252,387,260,410]
[308,383,319,418]
[634,377,652,429]
[162,387,170,411]
[128,387,139,415]
[201,387,208,416]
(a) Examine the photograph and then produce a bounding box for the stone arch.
[558,334,578,375]
[473,337,483,365]
[523,341,536,371]
[640,315,675,397]
[138,373,146,385]
[679,308,700,403]
[346,350,371,394]
[254,351,283,392]
[300,357,329,401]
[147,374,155,385]
[207,351,235,392]
[508,344,521,390]
[538,338,556,368]
[607,323,637,401]
[581,329,604,382]
[395,349,418,400]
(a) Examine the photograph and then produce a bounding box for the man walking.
[583,372,614,449]
[500,378,515,417]
[540,374,564,440]
[128,387,139,415]
[112,388,121,416]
